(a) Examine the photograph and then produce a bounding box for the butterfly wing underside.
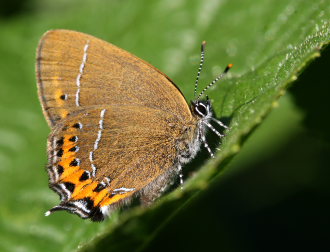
[48,105,184,220]
[36,29,192,127]
[37,30,194,220]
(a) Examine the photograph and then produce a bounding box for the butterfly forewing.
[36,29,192,127]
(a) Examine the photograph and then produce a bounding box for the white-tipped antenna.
[196,63,233,101]
[194,41,207,98]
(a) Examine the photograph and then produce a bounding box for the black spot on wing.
[63,182,75,193]
[79,171,90,181]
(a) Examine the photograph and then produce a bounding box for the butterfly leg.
[202,120,226,152]
[202,121,224,137]
[200,130,214,158]
[178,164,184,189]
[211,117,228,129]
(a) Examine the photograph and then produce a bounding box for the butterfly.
[36,29,232,221]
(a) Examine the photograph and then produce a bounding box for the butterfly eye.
[194,102,208,117]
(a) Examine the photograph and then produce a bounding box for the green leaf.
[0,0,329,251]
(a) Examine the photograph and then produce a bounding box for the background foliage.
[0,0,329,251]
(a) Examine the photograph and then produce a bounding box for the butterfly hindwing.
[46,105,191,220]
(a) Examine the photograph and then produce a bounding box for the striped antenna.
[196,63,233,100]
[194,41,207,98]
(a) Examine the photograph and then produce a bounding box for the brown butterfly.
[36,29,232,221]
